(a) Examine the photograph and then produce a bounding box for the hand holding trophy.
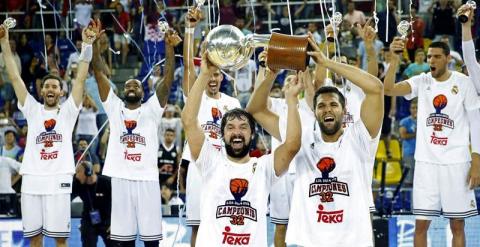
[188,0,205,23]
[158,21,182,47]
[458,0,476,23]
[0,18,17,40]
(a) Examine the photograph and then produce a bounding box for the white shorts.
[269,172,295,225]
[21,193,71,238]
[113,33,130,45]
[110,178,163,241]
[413,161,478,219]
[186,159,202,226]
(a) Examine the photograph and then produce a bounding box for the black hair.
[4,130,16,137]
[220,108,256,138]
[164,128,175,133]
[429,41,450,56]
[313,86,346,110]
[415,48,425,55]
[41,74,63,90]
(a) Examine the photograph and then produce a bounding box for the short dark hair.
[429,41,450,56]
[164,128,175,133]
[41,74,63,90]
[415,48,425,55]
[4,130,16,138]
[313,86,346,110]
[220,108,256,138]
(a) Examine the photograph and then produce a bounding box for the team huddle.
[1,3,480,247]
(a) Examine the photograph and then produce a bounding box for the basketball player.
[0,20,101,246]
[182,8,241,245]
[460,4,480,93]
[385,37,480,247]
[248,51,316,247]
[91,25,179,246]
[158,128,180,187]
[248,34,384,246]
[181,49,301,247]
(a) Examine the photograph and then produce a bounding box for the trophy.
[189,0,205,22]
[458,0,476,23]
[0,18,17,39]
[327,12,343,42]
[395,20,410,54]
[205,25,311,71]
[158,20,182,46]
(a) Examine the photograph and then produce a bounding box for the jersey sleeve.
[101,88,123,117]
[195,138,222,178]
[145,93,165,125]
[18,94,41,120]
[404,73,423,100]
[351,120,377,160]
[62,96,82,127]
[463,76,480,111]
[259,154,280,188]
[462,40,480,94]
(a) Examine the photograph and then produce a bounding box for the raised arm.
[308,35,384,137]
[273,73,302,176]
[0,25,28,105]
[92,32,111,102]
[245,51,281,140]
[459,4,480,94]
[181,52,217,161]
[356,19,379,77]
[71,20,102,107]
[182,8,201,96]
[156,30,180,107]
[383,37,412,96]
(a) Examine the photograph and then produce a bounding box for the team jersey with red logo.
[102,89,164,181]
[405,71,480,164]
[284,120,375,247]
[19,94,80,176]
[182,92,241,161]
[194,139,278,247]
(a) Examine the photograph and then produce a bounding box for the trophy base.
[267,33,310,71]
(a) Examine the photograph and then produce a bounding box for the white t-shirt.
[75,107,98,136]
[182,92,241,161]
[285,120,375,247]
[235,60,256,92]
[0,156,20,193]
[194,139,278,247]
[270,97,315,173]
[19,94,79,176]
[102,90,164,181]
[405,71,480,164]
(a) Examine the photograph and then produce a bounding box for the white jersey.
[0,156,20,193]
[182,92,241,161]
[194,139,278,247]
[19,94,79,176]
[405,71,480,164]
[102,90,164,181]
[325,79,365,127]
[270,97,315,173]
[285,120,375,247]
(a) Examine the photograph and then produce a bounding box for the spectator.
[234,59,256,108]
[75,137,101,175]
[429,0,456,48]
[161,184,184,206]
[0,39,22,84]
[75,94,99,155]
[406,6,425,62]
[22,54,47,101]
[276,6,298,34]
[16,34,34,70]
[399,99,417,186]
[378,0,399,45]
[0,75,15,116]
[72,161,112,247]
[159,104,182,149]
[44,33,60,70]
[357,32,384,71]
[219,0,237,25]
[66,40,83,77]
[343,1,366,27]
[440,35,463,70]
[234,17,252,35]
[249,136,270,158]
[403,49,430,79]
[158,128,180,187]
[0,156,21,215]
[113,2,131,66]
[307,22,322,43]
[1,129,22,161]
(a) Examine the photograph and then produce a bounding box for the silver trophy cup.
[397,20,411,39]
[0,18,17,39]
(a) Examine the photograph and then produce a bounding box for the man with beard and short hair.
[248,33,384,246]
[0,20,101,247]
[182,8,241,245]
[385,37,480,247]
[91,24,179,247]
[181,49,301,247]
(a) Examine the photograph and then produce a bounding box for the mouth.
[46,93,55,100]
[127,91,136,97]
[208,81,218,88]
[231,137,244,148]
[323,116,335,123]
[430,66,436,72]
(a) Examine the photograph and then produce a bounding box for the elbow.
[371,79,384,94]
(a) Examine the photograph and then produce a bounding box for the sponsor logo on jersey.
[40,149,59,160]
[309,157,350,202]
[201,107,223,140]
[316,204,344,224]
[124,150,142,161]
[426,94,454,131]
[222,226,250,245]
[342,112,354,127]
[216,178,257,225]
[430,132,448,146]
[121,120,146,148]
[36,119,62,148]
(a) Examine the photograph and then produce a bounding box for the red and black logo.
[44,119,56,132]
[216,178,257,225]
[211,107,222,124]
[36,119,62,148]
[120,120,146,148]
[427,94,454,131]
[222,226,251,245]
[202,107,222,140]
[309,157,349,202]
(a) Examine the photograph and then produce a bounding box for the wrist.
[286,96,299,105]
[185,27,195,35]
[79,42,93,62]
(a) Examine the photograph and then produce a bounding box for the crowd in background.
[0,0,479,216]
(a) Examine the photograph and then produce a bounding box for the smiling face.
[205,69,223,97]
[427,47,450,79]
[223,117,253,159]
[314,92,345,136]
[123,79,144,104]
[41,78,64,108]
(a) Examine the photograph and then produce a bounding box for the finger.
[365,18,373,28]
[307,37,320,51]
